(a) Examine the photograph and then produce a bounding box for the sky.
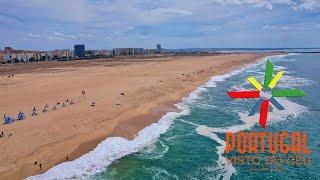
[0,0,319,50]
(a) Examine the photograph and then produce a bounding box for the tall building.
[156,44,161,53]
[74,45,85,58]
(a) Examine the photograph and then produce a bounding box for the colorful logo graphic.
[227,60,305,128]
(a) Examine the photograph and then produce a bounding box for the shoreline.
[0,53,278,179]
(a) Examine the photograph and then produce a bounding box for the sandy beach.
[0,53,273,179]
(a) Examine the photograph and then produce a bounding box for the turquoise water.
[94,54,320,180]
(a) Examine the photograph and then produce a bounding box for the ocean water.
[29,53,320,180]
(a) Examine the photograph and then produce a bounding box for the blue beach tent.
[3,115,13,124]
[17,111,26,120]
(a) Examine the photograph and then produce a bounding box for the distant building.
[53,49,73,59]
[156,44,161,53]
[144,49,156,54]
[1,47,53,63]
[0,53,3,63]
[112,48,144,56]
[74,45,85,58]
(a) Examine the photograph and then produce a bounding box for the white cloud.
[54,32,64,36]
[127,26,135,30]
[262,23,314,31]
[294,0,320,10]
[48,36,64,40]
[262,24,292,30]
[28,33,40,38]
[200,25,219,31]
[78,33,94,38]
[138,35,151,39]
[66,35,76,39]
[48,32,94,40]
[150,8,193,16]
[262,25,276,30]
[212,0,298,10]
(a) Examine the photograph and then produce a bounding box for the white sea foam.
[27,104,189,180]
[27,54,293,180]
[134,140,169,160]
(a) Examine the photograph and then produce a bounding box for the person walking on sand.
[82,90,86,100]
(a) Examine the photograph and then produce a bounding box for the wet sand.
[0,53,274,179]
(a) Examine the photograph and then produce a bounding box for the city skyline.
[0,0,320,50]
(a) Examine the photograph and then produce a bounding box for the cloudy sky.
[0,0,319,50]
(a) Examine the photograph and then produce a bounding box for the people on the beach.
[82,90,86,100]
[0,131,3,138]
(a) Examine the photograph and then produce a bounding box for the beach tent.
[17,111,26,120]
[69,100,75,105]
[43,104,49,112]
[52,105,58,110]
[31,107,38,116]
[3,115,13,124]
[91,101,96,107]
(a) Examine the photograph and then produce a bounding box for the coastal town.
[0,44,162,64]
